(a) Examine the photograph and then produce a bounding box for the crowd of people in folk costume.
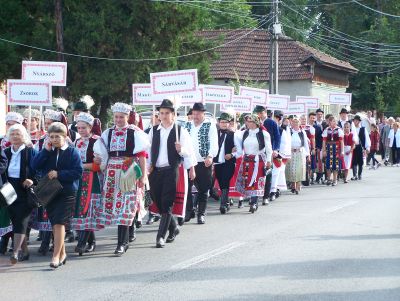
[0,95,399,269]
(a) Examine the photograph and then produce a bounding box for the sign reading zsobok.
[239,86,268,105]
[22,61,67,86]
[329,93,352,105]
[268,94,290,110]
[7,80,52,106]
[220,96,252,113]
[150,69,198,95]
[201,84,234,104]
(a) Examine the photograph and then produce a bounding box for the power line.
[0,17,271,62]
[352,0,400,18]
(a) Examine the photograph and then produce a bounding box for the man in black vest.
[148,99,192,248]
[184,103,218,224]
[351,115,371,180]
[214,113,239,214]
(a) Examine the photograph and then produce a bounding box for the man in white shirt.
[351,115,371,180]
[184,103,218,224]
[147,99,192,248]
[361,110,376,133]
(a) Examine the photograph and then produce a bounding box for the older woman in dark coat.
[3,124,37,264]
[32,122,83,268]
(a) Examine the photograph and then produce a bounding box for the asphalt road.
[1,166,399,301]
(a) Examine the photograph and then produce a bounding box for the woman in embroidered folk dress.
[98,102,149,256]
[23,109,45,146]
[71,113,103,256]
[342,122,356,183]
[236,114,272,213]
[286,118,310,194]
[322,116,344,186]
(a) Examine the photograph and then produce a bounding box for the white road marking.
[170,241,245,271]
[326,201,359,213]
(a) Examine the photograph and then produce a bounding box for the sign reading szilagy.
[22,61,67,86]
[285,102,306,116]
[150,69,198,95]
[7,80,52,106]
[220,96,252,113]
[132,84,162,105]
[201,84,234,104]
[239,86,268,105]
[329,93,352,105]
[268,94,290,110]
[296,96,319,109]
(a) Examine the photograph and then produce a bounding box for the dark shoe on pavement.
[166,228,180,243]
[351,176,358,181]
[219,206,227,214]
[85,242,96,253]
[197,215,206,224]
[262,198,269,205]
[177,217,184,226]
[238,200,244,208]
[114,245,125,256]
[156,238,165,248]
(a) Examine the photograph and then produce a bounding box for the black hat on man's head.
[274,110,284,118]
[253,105,266,114]
[340,108,348,114]
[157,99,175,112]
[316,108,324,114]
[218,112,233,122]
[73,101,89,112]
[353,115,362,121]
[192,102,206,112]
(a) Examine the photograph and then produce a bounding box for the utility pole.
[55,0,66,98]
[269,0,281,95]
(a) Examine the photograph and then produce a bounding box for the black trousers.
[352,145,364,177]
[149,166,178,214]
[214,162,235,189]
[186,162,212,216]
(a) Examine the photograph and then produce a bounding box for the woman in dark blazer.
[32,122,83,268]
[3,124,37,264]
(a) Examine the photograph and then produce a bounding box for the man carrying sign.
[184,103,218,224]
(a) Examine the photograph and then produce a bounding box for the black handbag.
[33,175,63,207]
[0,182,17,208]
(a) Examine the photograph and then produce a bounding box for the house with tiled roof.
[197,29,358,114]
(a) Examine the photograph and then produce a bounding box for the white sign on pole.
[7,80,52,106]
[22,61,67,86]
[132,84,162,105]
[285,102,306,115]
[239,86,268,105]
[180,90,203,106]
[220,96,252,113]
[296,96,319,109]
[329,93,352,105]
[268,94,290,110]
[150,69,198,95]
[201,84,234,104]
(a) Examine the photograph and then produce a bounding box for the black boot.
[166,216,180,243]
[85,231,96,253]
[156,214,172,248]
[129,221,136,243]
[75,231,91,256]
[219,189,229,214]
[0,232,11,254]
[38,231,52,256]
[115,226,129,256]
[197,200,207,224]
